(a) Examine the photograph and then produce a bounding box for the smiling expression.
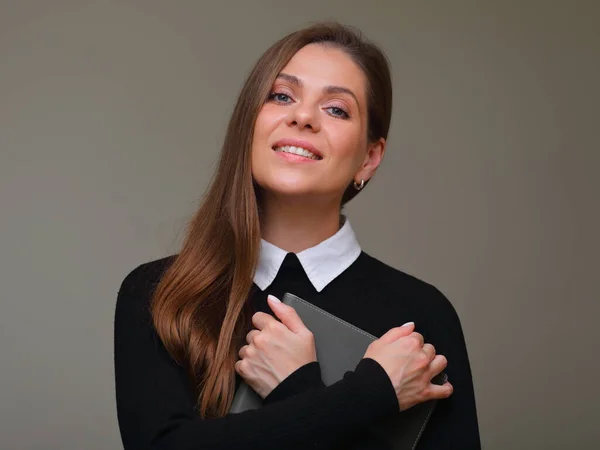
[251,43,384,202]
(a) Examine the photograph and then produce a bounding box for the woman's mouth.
[272,145,322,160]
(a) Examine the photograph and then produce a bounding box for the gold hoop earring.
[353,179,365,191]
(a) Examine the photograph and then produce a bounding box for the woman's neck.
[259,196,342,253]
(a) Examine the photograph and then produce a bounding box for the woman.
[114,22,481,449]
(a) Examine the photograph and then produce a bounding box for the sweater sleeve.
[263,361,325,405]
[114,265,399,450]
[417,286,482,450]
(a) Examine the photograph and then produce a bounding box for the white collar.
[253,217,362,292]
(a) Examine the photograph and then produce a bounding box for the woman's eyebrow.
[276,73,359,106]
[323,86,359,106]
[277,73,302,86]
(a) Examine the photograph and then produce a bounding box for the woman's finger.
[426,381,454,400]
[428,354,448,377]
[252,311,277,331]
[422,343,436,361]
[267,296,307,334]
[238,344,249,359]
[409,332,425,347]
[234,359,244,376]
[246,329,260,345]
[377,323,415,345]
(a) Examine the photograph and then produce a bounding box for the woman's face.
[251,43,385,202]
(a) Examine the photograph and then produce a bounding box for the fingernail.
[401,321,414,327]
[267,295,281,304]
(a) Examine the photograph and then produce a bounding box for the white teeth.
[274,145,320,160]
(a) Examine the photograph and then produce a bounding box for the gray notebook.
[230,292,447,449]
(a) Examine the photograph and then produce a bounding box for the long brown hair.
[151,22,393,419]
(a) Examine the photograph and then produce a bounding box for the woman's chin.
[260,181,324,199]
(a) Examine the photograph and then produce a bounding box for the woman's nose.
[286,104,321,132]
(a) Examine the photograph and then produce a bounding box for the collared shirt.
[253,217,362,292]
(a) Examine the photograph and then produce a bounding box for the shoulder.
[358,253,469,355]
[118,255,177,295]
[115,255,177,319]
[358,252,460,320]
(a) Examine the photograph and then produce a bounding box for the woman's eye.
[326,106,350,119]
[268,92,292,103]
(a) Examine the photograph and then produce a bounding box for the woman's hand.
[363,322,454,411]
[235,295,317,399]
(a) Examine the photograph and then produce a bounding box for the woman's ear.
[356,138,386,182]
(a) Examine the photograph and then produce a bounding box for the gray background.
[1,1,598,449]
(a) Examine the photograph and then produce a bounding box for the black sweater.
[114,252,481,449]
